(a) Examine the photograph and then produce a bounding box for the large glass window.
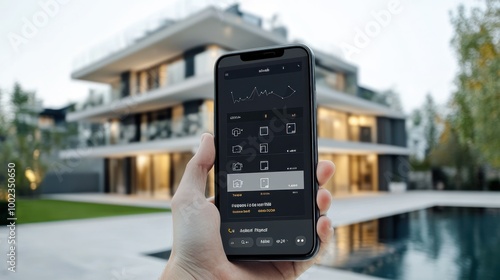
[319,153,377,194]
[319,154,349,194]
[152,154,171,199]
[318,107,348,141]
[134,155,152,196]
[348,115,377,143]
[108,158,126,194]
[349,155,378,192]
[318,109,377,143]
[167,59,185,85]
[146,67,160,90]
[147,108,172,140]
[171,152,193,194]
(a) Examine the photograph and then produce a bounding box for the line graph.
[230,86,296,103]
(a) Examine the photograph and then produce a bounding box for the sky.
[0,0,473,113]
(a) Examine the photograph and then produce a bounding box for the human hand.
[161,133,335,280]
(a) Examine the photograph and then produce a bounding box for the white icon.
[232,162,243,171]
[232,145,242,153]
[260,160,269,171]
[259,126,269,136]
[232,128,243,137]
[260,178,269,189]
[259,143,268,153]
[286,123,296,134]
[232,179,243,188]
[295,236,306,246]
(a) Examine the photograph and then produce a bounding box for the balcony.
[71,2,240,75]
[71,5,286,83]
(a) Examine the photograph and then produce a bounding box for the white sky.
[0,0,473,113]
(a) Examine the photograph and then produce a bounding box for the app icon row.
[232,160,269,172]
[231,123,297,138]
[231,143,268,154]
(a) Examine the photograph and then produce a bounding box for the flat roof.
[72,7,356,83]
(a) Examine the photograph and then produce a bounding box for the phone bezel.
[214,44,319,261]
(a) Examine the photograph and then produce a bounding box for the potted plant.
[389,176,407,193]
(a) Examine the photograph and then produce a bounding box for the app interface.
[217,52,315,256]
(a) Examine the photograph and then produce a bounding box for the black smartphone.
[214,45,318,261]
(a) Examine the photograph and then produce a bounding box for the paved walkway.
[328,191,500,226]
[2,191,499,279]
[44,193,172,209]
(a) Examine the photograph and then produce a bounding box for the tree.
[407,93,440,162]
[430,120,479,189]
[0,83,47,195]
[373,88,404,112]
[450,0,500,168]
[423,94,439,155]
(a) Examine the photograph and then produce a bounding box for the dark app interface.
[217,53,314,256]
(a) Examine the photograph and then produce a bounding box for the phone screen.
[215,46,317,259]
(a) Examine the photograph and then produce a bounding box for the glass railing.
[72,1,235,73]
[74,47,225,112]
[79,112,207,148]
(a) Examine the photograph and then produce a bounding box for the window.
[348,115,377,143]
[194,46,226,76]
[167,59,185,85]
[317,107,348,141]
[146,67,160,90]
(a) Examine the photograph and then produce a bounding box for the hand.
[161,133,335,280]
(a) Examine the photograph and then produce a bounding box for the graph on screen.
[230,86,296,104]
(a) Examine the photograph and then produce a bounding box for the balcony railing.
[78,112,207,148]
[72,1,235,73]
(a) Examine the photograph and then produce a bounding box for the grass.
[16,199,169,224]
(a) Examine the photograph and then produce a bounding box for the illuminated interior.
[318,106,377,143]
[319,153,378,194]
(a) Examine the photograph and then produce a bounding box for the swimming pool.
[318,207,500,280]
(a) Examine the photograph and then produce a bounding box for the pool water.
[318,207,500,280]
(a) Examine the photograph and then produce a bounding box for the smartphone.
[214,45,318,261]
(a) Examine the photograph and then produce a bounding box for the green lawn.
[16,199,169,224]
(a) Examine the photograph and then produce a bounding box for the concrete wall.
[39,172,99,194]
[44,158,105,193]
[378,155,410,191]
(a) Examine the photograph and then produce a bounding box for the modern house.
[61,4,409,199]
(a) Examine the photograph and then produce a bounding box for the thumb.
[175,133,215,198]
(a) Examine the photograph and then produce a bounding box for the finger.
[175,133,215,197]
[207,196,215,204]
[316,215,333,246]
[292,216,333,274]
[317,188,332,216]
[317,160,335,187]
